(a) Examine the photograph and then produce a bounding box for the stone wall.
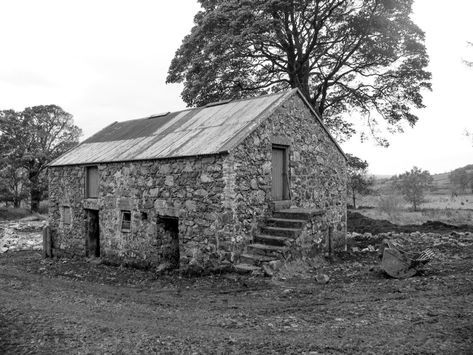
[226,93,347,252]
[48,92,347,266]
[49,166,86,254]
[49,154,234,267]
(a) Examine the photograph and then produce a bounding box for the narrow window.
[121,211,131,232]
[85,166,99,198]
[62,206,71,225]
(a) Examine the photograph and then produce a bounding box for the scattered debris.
[0,220,44,253]
[380,240,434,279]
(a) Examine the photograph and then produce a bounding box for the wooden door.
[272,147,287,200]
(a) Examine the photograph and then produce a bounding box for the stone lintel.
[83,199,100,210]
[118,198,132,210]
[271,135,291,146]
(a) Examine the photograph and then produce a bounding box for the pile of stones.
[0,220,44,253]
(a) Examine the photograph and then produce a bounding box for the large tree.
[395,166,433,211]
[167,0,431,142]
[346,153,373,208]
[0,105,82,212]
[0,165,28,208]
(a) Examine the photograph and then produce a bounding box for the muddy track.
[1,230,473,354]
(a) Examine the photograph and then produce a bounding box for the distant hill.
[371,164,473,195]
[430,164,473,194]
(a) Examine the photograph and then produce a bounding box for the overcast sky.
[0,0,472,176]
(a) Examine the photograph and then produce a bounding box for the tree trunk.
[352,189,356,209]
[29,173,42,212]
[30,188,41,212]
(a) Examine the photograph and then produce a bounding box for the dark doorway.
[271,145,289,200]
[85,209,100,257]
[157,216,179,269]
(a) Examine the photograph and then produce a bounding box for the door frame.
[272,144,290,201]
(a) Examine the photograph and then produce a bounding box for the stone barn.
[48,88,347,270]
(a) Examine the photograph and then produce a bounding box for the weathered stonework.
[48,91,347,267]
[49,155,233,267]
[223,94,347,255]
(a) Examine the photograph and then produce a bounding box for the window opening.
[85,166,99,198]
[121,211,131,232]
[62,206,71,225]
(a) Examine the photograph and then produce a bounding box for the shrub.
[377,194,403,217]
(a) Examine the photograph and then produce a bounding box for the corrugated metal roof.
[50,91,293,166]
[49,88,346,166]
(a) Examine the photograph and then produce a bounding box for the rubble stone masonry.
[49,92,347,266]
[49,155,230,266]
[226,94,347,255]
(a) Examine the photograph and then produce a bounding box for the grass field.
[355,181,473,226]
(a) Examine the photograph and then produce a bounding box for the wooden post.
[42,226,52,258]
[327,225,333,258]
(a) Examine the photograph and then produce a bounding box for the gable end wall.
[225,93,347,252]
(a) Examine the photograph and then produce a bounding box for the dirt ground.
[347,210,473,234]
[1,228,473,354]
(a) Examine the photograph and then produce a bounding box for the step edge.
[247,243,289,251]
[261,226,302,232]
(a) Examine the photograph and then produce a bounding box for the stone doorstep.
[271,200,292,211]
[273,208,325,221]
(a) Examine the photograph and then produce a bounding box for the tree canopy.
[395,166,433,211]
[0,105,82,211]
[167,0,431,142]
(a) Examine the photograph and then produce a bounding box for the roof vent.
[148,112,170,119]
[204,99,232,108]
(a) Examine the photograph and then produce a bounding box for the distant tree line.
[0,105,81,212]
[449,165,473,194]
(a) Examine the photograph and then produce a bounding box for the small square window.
[62,206,71,225]
[121,211,131,232]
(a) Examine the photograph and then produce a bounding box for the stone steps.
[236,208,325,275]
[273,208,324,221]
[247,243,289,257]
[235,208,324,273]
[265,218,306,229]
[254,234,290,247]
[260,226,300,238]
[239,253,277,266]
[234,263,262,274]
